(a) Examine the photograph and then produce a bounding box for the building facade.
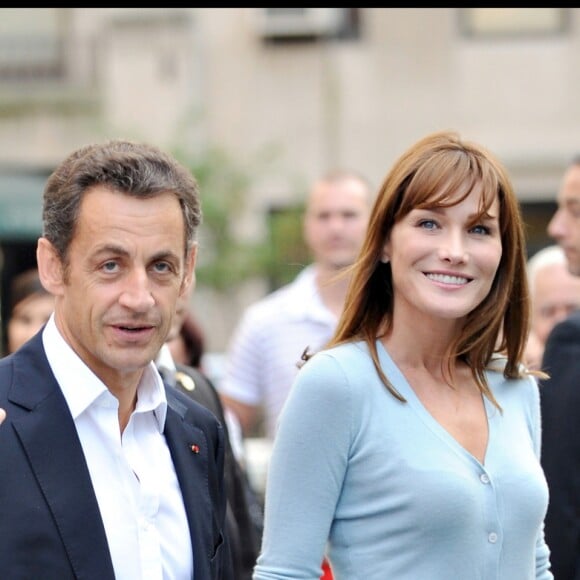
[0,8,576,351]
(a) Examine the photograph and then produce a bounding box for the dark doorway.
[0,240,39,354]
[521,200,557,258]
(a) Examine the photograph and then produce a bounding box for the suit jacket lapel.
[9,336,115,579]
[164,395,216,579]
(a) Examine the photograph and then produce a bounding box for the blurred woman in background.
[6,268,54,354]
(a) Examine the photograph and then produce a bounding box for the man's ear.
[36,237,65,296]
[180,245,197,298]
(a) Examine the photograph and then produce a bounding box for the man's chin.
[325,257,357,270]
[336,262,357,272]
[567,260,580,277]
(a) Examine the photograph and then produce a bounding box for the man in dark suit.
[157,290,262,580]
[158,343,262,580]
[540,155,580,580]
[0,140,233,578]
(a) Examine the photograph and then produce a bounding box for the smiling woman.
[381,184,503,356]
[253,130,554,579]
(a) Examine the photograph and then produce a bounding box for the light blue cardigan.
[253,340,553,579]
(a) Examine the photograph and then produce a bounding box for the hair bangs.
[396,150,484,220]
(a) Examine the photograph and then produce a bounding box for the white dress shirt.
[43,314,193,580]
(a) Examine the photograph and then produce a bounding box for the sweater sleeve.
[526,374,554,579]
[253,352,353,579]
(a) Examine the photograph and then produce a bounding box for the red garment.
[320,558,333,580]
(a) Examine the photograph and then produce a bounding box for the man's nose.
[547,209,566,242]
[118,269,155,311]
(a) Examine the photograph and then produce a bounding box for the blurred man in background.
[219,169,373,442]
[540,155,580,580]
[219,169,373,580]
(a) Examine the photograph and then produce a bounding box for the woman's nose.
[438,231,468,263]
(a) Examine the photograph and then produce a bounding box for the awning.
[0,172,48,240]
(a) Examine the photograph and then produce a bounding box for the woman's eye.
[419,220,438,230]
[471,224,491,235]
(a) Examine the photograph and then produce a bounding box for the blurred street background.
[0,7,576,366]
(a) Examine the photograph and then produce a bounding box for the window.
[460,8,567,38]
[257,8,360,42]
[521,201,558,258]
[0,8,67,80]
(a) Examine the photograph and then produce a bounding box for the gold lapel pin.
[176,371,196,392]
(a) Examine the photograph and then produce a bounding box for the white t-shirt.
[220,265,337,440]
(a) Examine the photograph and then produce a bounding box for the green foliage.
[172,144,298,292]
[266,204,310,288]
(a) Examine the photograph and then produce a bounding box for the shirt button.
[480,473,490,484]
[488,532,498,543]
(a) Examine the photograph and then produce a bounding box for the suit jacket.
[541,310,580,580]
[172,363,262,580]
[0,332,233,580]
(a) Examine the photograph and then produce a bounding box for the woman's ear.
[381,239,391,264]
[36,237,65,296]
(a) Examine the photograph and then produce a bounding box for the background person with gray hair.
[524,244,580,370]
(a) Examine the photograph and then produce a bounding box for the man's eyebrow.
[92,244,129,257]
[91,246,179,263]
[150,250,180,263]
[558,198,580,213]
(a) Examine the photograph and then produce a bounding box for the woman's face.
[382,187,502,326]
[7,293,55,353]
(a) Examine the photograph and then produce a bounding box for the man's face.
[531,262,580,344]
[303,177,371,271]
[44,186,194,387]
[548,165,580,275]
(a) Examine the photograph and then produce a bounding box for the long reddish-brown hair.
[323,130,534,409]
